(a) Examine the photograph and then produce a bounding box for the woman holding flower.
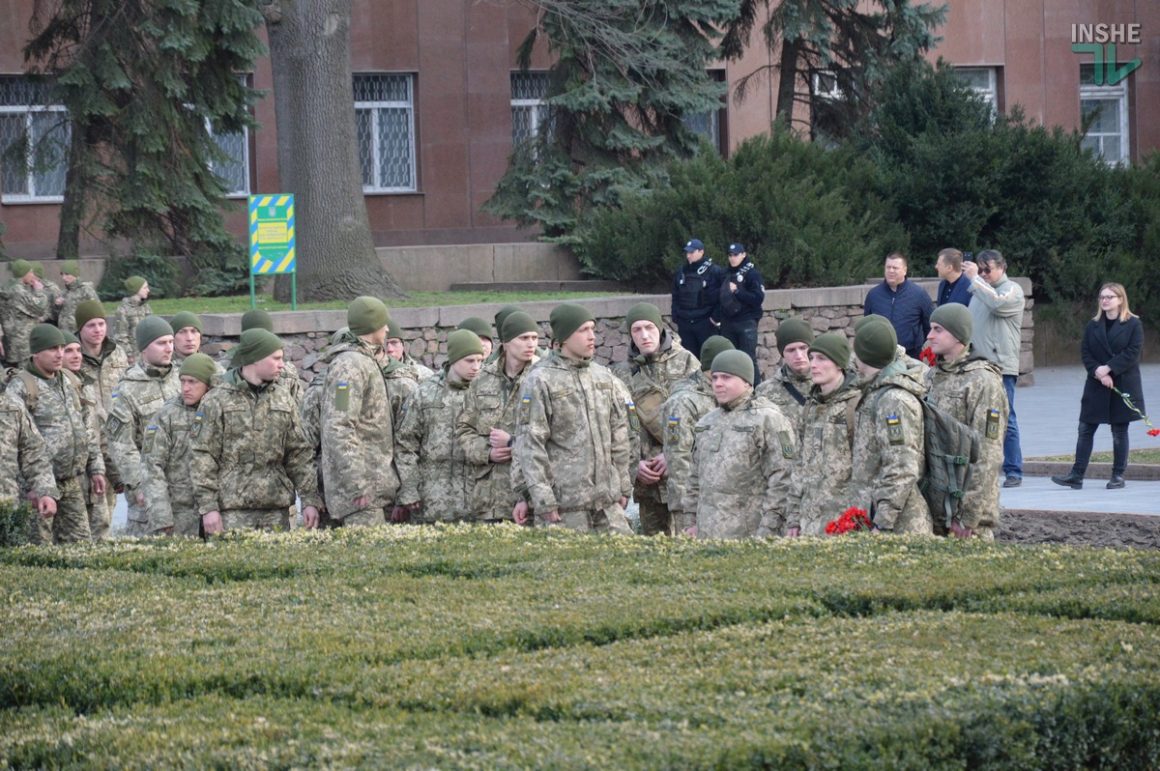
[1052,283,1145,490]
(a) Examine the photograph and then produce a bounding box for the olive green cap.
[809,332,851,370]
[241,308,274,332]
[179,352,218,386]
[930,303,972,345]
[29,324,65,355]
[135,315,174,352]
[124,275,146,294]
[446,329,485,365]
[60,259,80,277]
[169,311,203,333]
[457,316,493,340]
[711,350,755,386]
[60,330,79,347]
[31,262,44,279]
[500,311,538,343]
[10,260,33,278]
[549,303,595,344]
[776,318,814,353]
[854,319,898,369]
[855,313,890,332]
[494,305,521,336]
[698,335,734,372]
[347,296,390,336]
[74,300,106,329]
[624,302,663,332]
[232,328,283,367]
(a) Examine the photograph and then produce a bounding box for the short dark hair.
[976,249,1006,270]
[937,248,963,271]
[885,251,908,268]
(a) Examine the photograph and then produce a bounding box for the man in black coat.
[671,238,725,361]
[863,251,933,359]
[716,243,765,385]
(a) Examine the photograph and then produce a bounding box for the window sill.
[363,190,424,197]
[1,197,64,206]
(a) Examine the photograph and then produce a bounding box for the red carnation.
[919,346,937,367]
[824,506,871,536]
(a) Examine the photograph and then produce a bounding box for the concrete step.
[448,280,628,293]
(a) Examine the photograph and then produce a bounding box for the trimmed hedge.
[1,526,1158,767]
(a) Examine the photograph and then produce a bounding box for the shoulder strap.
[844,392,860,448]
[5,368,40,413]
[782,379,807,405]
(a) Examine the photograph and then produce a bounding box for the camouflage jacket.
[80,339,130,419]
[3,282,50,363]
[106,362,181,491]
[924,348,1007,530]
[0,393,58,502]
[381,359,420,427]
[57,281,101,335]
[755,363,814,429]
[514,351,634,515]
[404,355,435,380]
[112,296,152,354]
[6,366,103,480]
[189,369,321,514]
[455,355,535,520]
[686,392,796,539]
[37,280,61,324]
[320,339,398,520]
[142,396,201,535]
[661,370,717,516]
[612,333,699,501]
[788,376,861,535]
[851,362,932,534]
[395,368,475,521]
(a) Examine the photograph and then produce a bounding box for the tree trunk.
[55,121,90,261]
[261,0,405,302]
[775,37,801,126]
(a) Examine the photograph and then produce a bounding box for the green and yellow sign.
[248,194,298,309]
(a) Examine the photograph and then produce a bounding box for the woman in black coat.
[1052,283,1145,490]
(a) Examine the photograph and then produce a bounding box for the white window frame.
[1080,75,1129,165]
[812,70,843,101]
[510,71,551,148]
[0,101,69,204]
[205,120,250,198]
[954,67,999,115]
[354,73,417,194]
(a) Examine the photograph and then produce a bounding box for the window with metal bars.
[0,76,69,202]
[1079,63,1129,165]
[510,71,551,148]
[353,73,417,192]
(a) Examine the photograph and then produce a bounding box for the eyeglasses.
[978,267,992,275]
[1099,294,1118,300]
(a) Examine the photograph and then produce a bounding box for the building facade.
[1,1,1157,260]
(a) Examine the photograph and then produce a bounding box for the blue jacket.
[863,279,933,358]
[715,259,765,323]
[671,256,725,323]
[937,274,972,307]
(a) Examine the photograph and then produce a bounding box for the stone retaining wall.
[197,278,1035,385]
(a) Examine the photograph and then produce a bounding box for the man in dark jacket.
[716,243,765,384]
[863,251,933,359]
[671,238,724,360]
[935,248,973,307]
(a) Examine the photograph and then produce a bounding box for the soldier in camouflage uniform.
[107,316,180,536]
[854,314,929,383]
[662,336,733,535]
[457,316,495,359]
[685,350,797,539]
[785,333,862,536]
[755,318,814,428]
[142,354,217,536]
[317,298,399,527]
[31,263,62,325]
[849,320,933,535]
[189,329,321,533]
[170,310,223,375]
[385,322,435,380]
[241,309,304,403]
[61,330,109,540]
[395,329,485,523]
[611,303,699,536]
[5,325,106,544]
[514,304,634,534]
[0,392,59,519]
[924,304,1007,539]
[56,260,100,335]
[456,311,541,524]
[113,276,152,362]
[75,300,129,537]
[3,260,50,366]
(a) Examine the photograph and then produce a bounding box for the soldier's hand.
[650,453,668,477]
[949,521,973,539]
[488,428,511,448]
[157,526,174,536]
[542,509,562,525]
[91,474,107,496]
[352,495,369,509]
[37,496,57,518]
[488,445,512,463]
[786,526,801,538]
[390,505,411,523]
[301,506,320,530]
[133,490,145,507]
[512,501,530,525]
[202,511,224,535]
[0,339,5,358]
[683,525,698,537]
[55,296,64,306]
[636,460,662,485]
[617,496,628,508]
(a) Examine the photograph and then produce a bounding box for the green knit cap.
[60,259,80,277]
[457,316,493,340]
[809,332,851,370]
[624,302,663,332]
[241,308,274,332]
[29,324,65,355]
[124,275,146,294]
[930,303,972,345]
[855,313,890,333]
[170,311,203,333]
[711,350,755,386]
[446,329,485,365]
[347,296,390,336]
[854,319,898,369]
[74,300,106,329]
[179,352,217,386]
[31,262,44,279]
[9,259,32,278]
[500,311,538,343]
[135,315,174,352]
[776,318,814,353]
[232,328,283,367]
[698,335,734,372]
[385,316,404,341]
[550,303,595,344]
[494,305,521,335]
[60,330,79,347]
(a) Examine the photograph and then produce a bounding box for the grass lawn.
[103,289,631,316]
[1028,447,1160,464]
[1,526,1158,767]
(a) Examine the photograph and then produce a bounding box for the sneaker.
[1003,475,1022,488]
[1050,474,1083,490]
[1107,475,1126,490]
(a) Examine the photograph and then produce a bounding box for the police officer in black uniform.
[670,238,725,361]
[716,242,766,384]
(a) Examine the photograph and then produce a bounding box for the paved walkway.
[1001,364,1160,515]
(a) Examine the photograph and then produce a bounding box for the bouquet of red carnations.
[919,345,937,367]
[824,506,872,535]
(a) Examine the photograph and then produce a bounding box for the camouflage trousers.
[220,508,290,532]
[322,507,388,528]
[536,503,633,534]
[669,508,696,536]
[125,497,150,537]
[84,477,113,541]
[35,475,91,545]
[636,495,672,537]
[171,508,202,538]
